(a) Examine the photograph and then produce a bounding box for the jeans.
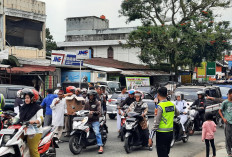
[92,121,103,146]
[205,139,216,157]
[225,123,232,155]
[156,131,173,157]
[44,115,52,126]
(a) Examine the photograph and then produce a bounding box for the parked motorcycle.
[69,110,108,155]
[124,108,151,153]
[0,111,17,130]
[0,118,59,157]
[119,105,129,142]
[171,113,191,147]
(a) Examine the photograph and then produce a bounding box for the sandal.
[98,147,104,154]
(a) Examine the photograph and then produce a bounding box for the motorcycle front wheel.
[69,135,83,155]
[170,131,176,147]
[124,136,132,153]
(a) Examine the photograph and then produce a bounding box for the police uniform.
[0,94,5,114]
[152,99,179,157]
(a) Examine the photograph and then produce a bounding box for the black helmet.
[87,90,97,98]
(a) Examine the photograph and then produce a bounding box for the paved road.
[57,117,225,157]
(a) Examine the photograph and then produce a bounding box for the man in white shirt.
[50,90,66,142]
[174,92,188,137]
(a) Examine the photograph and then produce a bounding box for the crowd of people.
[0,83,232,157]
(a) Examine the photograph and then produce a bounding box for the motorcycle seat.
[42,126,52,139]
[126,118,136,122]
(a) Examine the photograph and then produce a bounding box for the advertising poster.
[61,70,91,83]
[197,62,206,78]
[206,62,216,76]
[126,77,150,90]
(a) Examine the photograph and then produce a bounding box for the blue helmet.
[128,89,135,95]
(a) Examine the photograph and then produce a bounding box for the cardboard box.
[65,95,85,115]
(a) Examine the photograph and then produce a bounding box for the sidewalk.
[194,142,227,157]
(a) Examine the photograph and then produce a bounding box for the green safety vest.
[157,101,175,132]
[0,94,3,114]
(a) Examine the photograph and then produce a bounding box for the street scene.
[0,0,232,157]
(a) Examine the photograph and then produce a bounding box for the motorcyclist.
[174,92,188,137]
[14,90,23,114]
[83,90,104,154]
[127,91,149,147]
[192,91,206,129]
[17,88,43,157]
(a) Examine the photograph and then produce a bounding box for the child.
[202,113,216,157]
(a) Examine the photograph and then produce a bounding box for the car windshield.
[108,82,120,91]
[173,88,203,101]
[136,87,151,93]
[220,87,230,97]
[111,93,119,99]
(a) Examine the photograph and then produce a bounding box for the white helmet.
[17,90,22,98]
[54,89,59,95]
[175,92,182,97]
[197,91,204,95]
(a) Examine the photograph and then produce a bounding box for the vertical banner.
[206,62,216,76]
[45,76,54,95]
[197,62,206,78]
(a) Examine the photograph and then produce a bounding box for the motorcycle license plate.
[0,129,15,134]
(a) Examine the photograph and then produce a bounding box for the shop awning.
[84,63,122,72]
[121,70,170,76]
[7,64,56,74]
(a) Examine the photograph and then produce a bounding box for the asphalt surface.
[57,116,225,157]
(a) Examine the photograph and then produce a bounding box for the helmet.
[66,86,76,93]
[54,89,59,95]
[134,91,142,98]
[87,90,97,97]
[197,91,204,95]
[175,92,182,97]
[17,90,22,98]
[21,88,39,102]
[82,88,87,93]
[128,89,135,95]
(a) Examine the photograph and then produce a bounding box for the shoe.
[98,147,104,154]
[182,134,187,138]
[58,140,64,143]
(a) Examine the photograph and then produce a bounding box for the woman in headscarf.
[18,88,43,157]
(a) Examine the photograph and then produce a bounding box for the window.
[107,47,114,59]
[89,47,94,58]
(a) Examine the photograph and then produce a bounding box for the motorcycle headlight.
[3,135,11,143]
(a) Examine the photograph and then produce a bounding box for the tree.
[46,28,57,54]
[120,0,232,76]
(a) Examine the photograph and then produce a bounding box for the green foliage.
[46,28,57,54]
[120,0,232,73]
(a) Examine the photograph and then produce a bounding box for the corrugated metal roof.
[121,70,170,76]
[57,40,127,47]
[17,57,51,66]
[84,63,122,72]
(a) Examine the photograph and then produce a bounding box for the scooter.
[171,112,191,147]
[119,105,129,142]
[124,108,151,154]
[0,118,59,157]
[69,110,108,155]
[0,111,17,130]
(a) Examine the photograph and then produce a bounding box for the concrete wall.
[66,16,109,32]
[65,45,142,65]
[8,46,46,59]
[3,0,46,15]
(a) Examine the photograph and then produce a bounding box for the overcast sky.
[40,0,232,42]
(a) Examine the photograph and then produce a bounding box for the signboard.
[197,62,206,78]
[126,77,150,90]
[61,70,91,83]
[65,54,83,66]
[51,53,65,65]
[225,55,232,61]
[206,62,216,76]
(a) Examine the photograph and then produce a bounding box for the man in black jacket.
[192,91,206,129]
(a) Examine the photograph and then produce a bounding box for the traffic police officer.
[0,93,5,114]
[150,87,179,157]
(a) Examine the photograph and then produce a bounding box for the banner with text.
[126,77,150,90]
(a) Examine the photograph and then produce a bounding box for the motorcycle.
[119,105,129,142]
[0,118,59,157]
[171,112,191,147]
[124,108,151,153]
[0,111,17,130]
[189,106,204,135]
[69,110,108,155]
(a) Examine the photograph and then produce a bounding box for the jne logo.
[53,57,62,62]
[78,50,88,55]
